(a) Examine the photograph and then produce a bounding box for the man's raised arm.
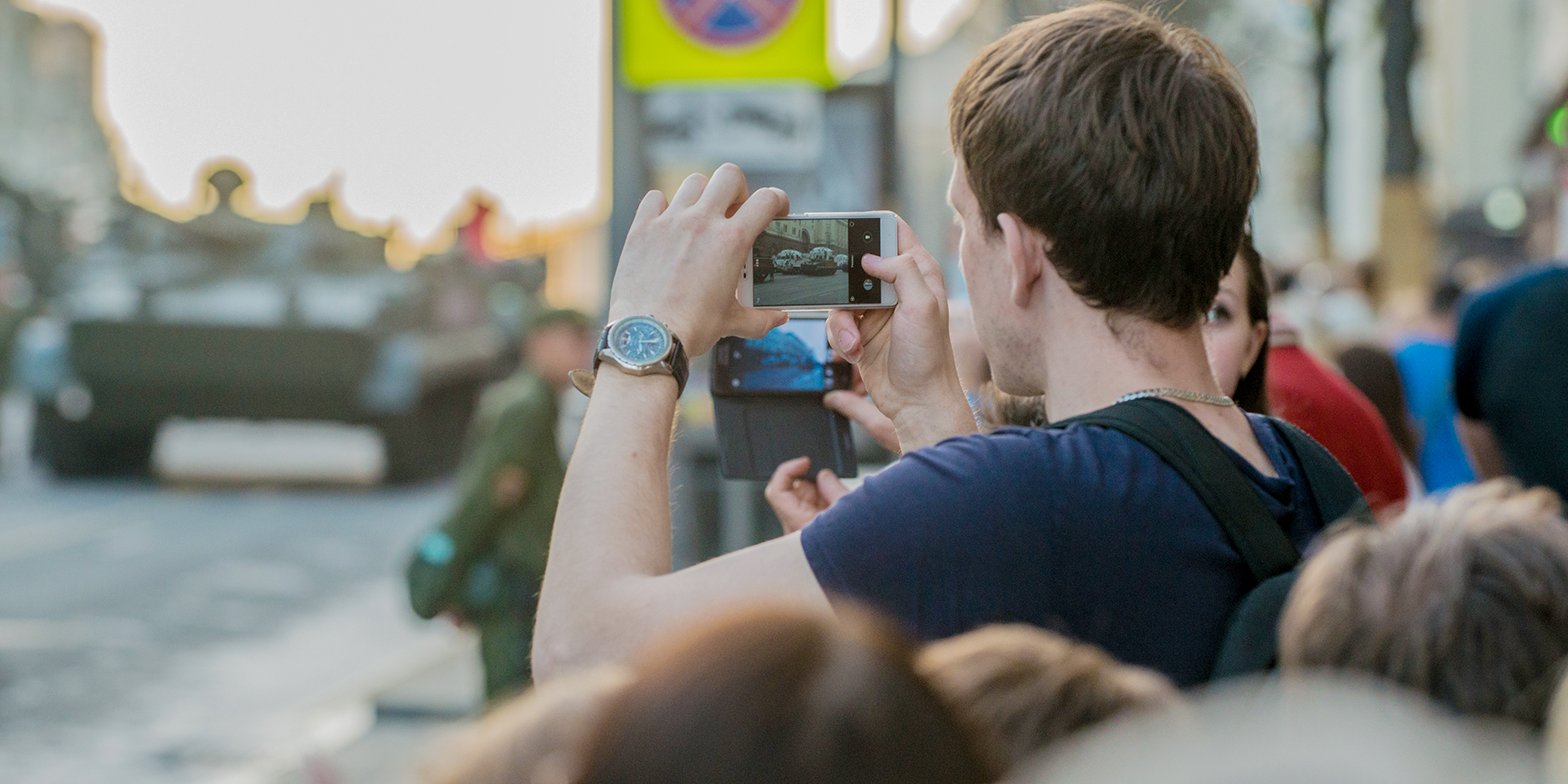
[532,165,831,680]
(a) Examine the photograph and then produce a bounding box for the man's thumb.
[731,306,787,340]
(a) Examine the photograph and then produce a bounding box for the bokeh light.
[1549,105,1568,149]
[1482,187,1527,233]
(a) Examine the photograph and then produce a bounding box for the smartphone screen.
[751,217,882,307]
[713,318,850,395]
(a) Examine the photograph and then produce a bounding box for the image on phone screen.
[751,218,881,307]
[719,319,844,394]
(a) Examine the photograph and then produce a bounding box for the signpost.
[609,0,897,560]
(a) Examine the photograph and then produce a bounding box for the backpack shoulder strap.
[1269,418,1373,526]
[1210,570,1298,678]
[1055,399,1299,581]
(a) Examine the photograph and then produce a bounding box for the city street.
[754,270,852,307]
[0,398,475,784]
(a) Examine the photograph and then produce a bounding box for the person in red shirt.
[1203,238,1408,517]
[1265,336,1409,516]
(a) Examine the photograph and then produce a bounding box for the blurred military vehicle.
[802,246,837,276]
[14,166,533,482]
[771,249,805,274]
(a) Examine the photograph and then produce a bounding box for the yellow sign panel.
[623,0,835,88]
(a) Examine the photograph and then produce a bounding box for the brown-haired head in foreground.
[949,1,1258,329]
[575,604,995,784]
[424,666,631,784]
[918,625,1181,768]
[1280,480,1568,728]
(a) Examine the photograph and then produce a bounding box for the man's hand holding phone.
[826,218,976,452]
[609,164,789,357]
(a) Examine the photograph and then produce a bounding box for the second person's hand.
[764,456,850,535]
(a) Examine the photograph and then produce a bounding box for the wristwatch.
[570,315,689,397]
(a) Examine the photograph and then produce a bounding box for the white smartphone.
[739,211,899,310]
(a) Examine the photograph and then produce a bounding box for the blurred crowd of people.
[422,479,1568,783]
[403,2,1568,782]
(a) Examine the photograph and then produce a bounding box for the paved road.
[0,403,471,784]
[753,271,853,307]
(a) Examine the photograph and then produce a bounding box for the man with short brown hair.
[948,3,1256,331]
[535,3,1338,686]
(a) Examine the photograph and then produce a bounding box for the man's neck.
[1040,310,1226,424]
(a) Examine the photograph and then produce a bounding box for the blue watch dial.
[610,317,670,364]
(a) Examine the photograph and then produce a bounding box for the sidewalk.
[274,635,483,784]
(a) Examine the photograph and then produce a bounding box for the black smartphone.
[710,318,857,481]
[711,318,852,396]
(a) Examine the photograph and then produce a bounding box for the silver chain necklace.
[1116,387,1236,407]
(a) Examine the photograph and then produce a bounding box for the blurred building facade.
[893,0,1568,282]
[0,0,117,228]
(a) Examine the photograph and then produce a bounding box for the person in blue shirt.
[1394,280,1475,492]
[533,3,1335,688]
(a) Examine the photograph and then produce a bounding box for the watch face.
[610,316,671,365]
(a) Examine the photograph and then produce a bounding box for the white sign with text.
[643,87,825,171]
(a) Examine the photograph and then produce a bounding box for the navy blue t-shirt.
[801,415,1326,687]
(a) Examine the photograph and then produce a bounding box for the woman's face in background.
[1203,257,1268,397]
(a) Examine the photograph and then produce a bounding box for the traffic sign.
[622,0,834,88]
[662,0,800,48]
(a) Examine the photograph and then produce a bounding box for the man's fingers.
[816,469,850,505]
[633,189,668,225]
[896,215,920,254]
[730,186,790,238]
[826,309,862,360]
[700,163,748,213]
[829,309,893,365]
[909,249,947,302]
[669,172,708,208]
[728,304,787,340]
[863,253,940,319]
[892,216,946,298]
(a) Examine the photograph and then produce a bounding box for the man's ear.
[997,213,1046,308]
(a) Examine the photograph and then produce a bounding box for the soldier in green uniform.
[0,265,26,392]
[407,308,596,701]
